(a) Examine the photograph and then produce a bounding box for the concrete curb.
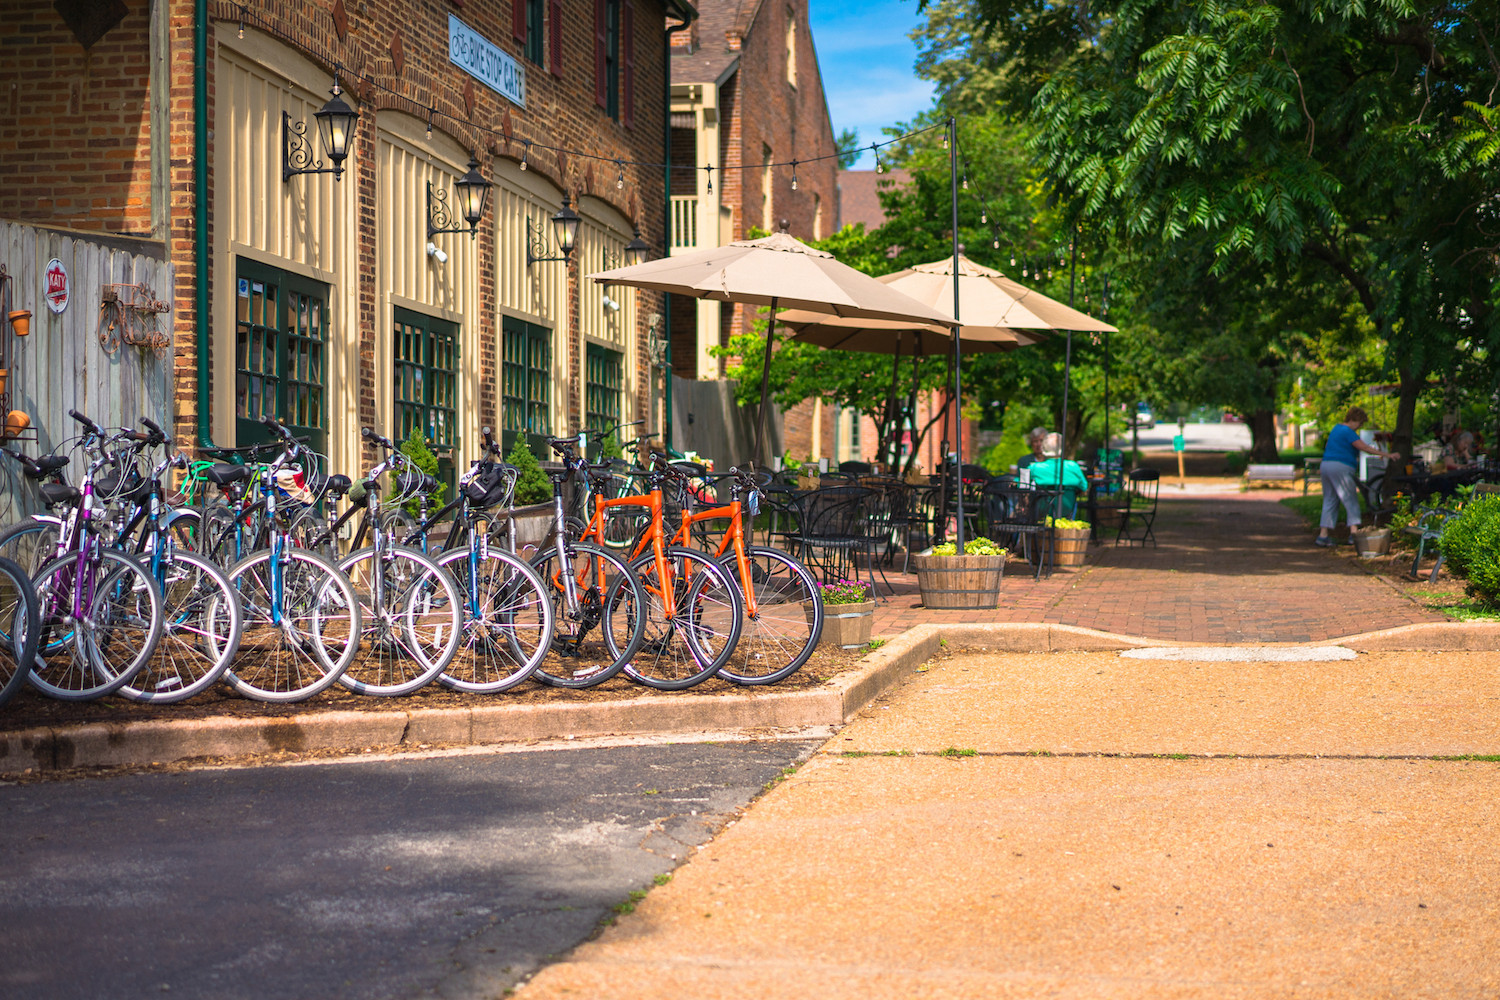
[2,620,1492,775]
[0,627,942,776]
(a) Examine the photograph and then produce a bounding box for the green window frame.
[234,258,328,454]
[524,0,545,65]
[585,343,623,437]
[393,307,459,488]
[501,316,552,455]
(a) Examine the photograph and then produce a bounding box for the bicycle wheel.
[336,545,462,696]
[225,547,361,702]
[618,545,743,691]
[716,545,822,685]
[0,518,62,578]
[435,546,554,693]
[30,549,164,701]
[530,541,645,688]
[120,548,243,704]
[0,556,41,709]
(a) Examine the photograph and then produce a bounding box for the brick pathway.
[871,489,1444,643]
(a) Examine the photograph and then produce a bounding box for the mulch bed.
[0,641,879,736]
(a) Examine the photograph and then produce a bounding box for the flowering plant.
[1046,517,1091,530]
[819,579,872,605]
[929,537,1007,557]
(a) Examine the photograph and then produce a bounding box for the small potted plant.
[1048,516,1091,570]
[911,536,1007,609]
[813,578,875,649]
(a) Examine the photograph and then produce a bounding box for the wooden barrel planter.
[811,600,875,649]
[1053,527,1090,571]
[910,552,1006,610]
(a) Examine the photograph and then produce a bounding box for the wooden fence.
[0,220,175,522]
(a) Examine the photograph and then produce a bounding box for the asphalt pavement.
[0,737,822,1000]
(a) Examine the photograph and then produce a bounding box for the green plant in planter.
[1046,517,1091,530]
[929,537,1007,557]
[506,437,553,506]
[397,428,446,518]
[819,579,871,605]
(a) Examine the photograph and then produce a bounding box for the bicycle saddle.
[39,483,80,506]
[32,455,69,478]
[206,463,251,485]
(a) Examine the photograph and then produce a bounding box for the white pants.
[1320,460,1360,530]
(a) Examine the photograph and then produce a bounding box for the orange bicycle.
[574,450,742,691]
[673,464,824,685]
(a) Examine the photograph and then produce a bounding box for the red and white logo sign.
[44,258,69,314]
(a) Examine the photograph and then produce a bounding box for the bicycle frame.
[578,471,680,619]
[672,488,758,619]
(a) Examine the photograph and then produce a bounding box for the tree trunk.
[1248,409,1280,463]
[1391,366,1420,464]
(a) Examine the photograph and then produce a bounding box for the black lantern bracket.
[526,197,581,266]
[282,79,359,183]
[427,153,492,240]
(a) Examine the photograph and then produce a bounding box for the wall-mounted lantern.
[283,80,359,183]
[427,152,492,241]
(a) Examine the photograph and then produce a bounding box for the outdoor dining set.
[683,457,1162,601]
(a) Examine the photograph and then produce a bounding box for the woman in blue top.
[1318,407,1398,547]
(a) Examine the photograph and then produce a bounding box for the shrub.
[397,428,446,518]
[1439,494,1500,605]
[506,437,553,506]
[930,537,1007,557]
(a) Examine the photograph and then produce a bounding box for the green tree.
[506,437,552,506]
[836,128,863,169]
[397,428,446,518]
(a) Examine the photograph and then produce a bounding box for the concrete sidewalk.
[515,648,1500,999]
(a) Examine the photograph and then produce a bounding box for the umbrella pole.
[1060,236,1078,455]
[752,296,780,468]
[885,341,902,470]
[949,116,965,553]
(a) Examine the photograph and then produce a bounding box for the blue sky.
[808,0,935,170]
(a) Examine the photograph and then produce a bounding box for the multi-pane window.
[585,343,623,436]
[235,259,327,453]
[524,0,544,65]
[502,316,552,455]
[393,308,458,485]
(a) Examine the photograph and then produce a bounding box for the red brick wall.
[0,4,157,235]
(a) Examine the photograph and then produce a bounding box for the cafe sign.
[44,258,69,314]
[448,15,525,109]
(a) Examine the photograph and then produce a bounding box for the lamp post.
[527,196,581,266]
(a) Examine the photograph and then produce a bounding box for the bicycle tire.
[30,549,164,701]
[120,548,244,704]
[0,518,63,579]
[529,540,645,688]
[336,545,463,696]
[0,555,41,709]
[617,545,743,691]
[224,547,361,702]
[715,545,822,685]
[435,545,554,693]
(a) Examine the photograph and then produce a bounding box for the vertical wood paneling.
[0,220,174,521]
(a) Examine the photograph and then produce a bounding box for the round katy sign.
[44,258,69,314]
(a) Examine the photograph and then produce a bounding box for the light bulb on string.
[790,160,798,191]
[426,107,434,138]
[237,5,245,38]
[981,212,987,224]
[992,237,999,249]
[520,141,529,171]
[705,166,713,195]
[616,160,625,189]
[1010,255,1016,267]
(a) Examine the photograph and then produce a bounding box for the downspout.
[664,17,692,451]
[195,0,215,447]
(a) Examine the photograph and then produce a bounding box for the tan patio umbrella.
[589,232,953,462]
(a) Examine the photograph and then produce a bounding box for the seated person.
[1449,430,1479,466]
[1015,426,1048,470]
[1028,432,1090,495]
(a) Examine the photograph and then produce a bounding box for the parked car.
[1127,403,1155,429]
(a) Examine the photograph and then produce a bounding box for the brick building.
[665,0,838,465]
[0,0,693,483]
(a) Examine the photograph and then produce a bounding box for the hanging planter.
[7,310,30,337]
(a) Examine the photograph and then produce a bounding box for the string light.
[520,140,529,171]
[425,106,434,138]
[872,143,883,173]
[790,160,798,191]
[705,165,713,195]
[238,5,246,38]
[980,212,986,224]
[616,159,625,189]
